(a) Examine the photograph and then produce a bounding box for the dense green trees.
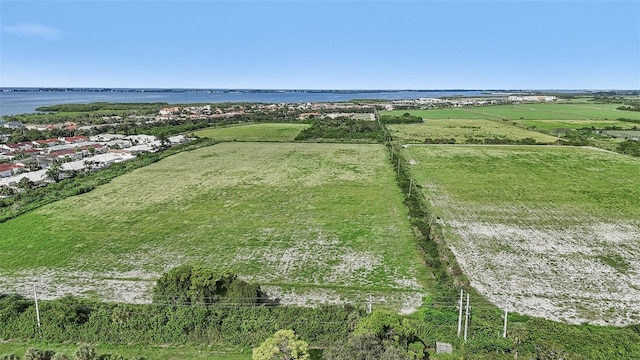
[35,102,168,114]
[617,140,640,157]
[379,113,423,124]
[617,101,640,112]
[294,117,384,142]
[0,293,358,348]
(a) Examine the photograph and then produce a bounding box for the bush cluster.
[2,344,143,360]
[379,114,423,124]
[295,117,385,142]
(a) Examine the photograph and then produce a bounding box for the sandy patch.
[445,218,640,325]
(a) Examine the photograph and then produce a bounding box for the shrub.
[152,266,263,305]
[73,345,96,360]
[23,348,54,360]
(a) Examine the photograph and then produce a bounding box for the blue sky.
[1,0,639,89]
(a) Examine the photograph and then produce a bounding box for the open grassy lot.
[382,103,640,121]
[387,119,558,143]
[194,123,309,142]
[0,142,427,311]
[403,145,640,325]
[382,108,488,120]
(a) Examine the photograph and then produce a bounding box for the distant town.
[0,133,189,190]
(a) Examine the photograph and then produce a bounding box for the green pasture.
[387,119,558,143]
[194,123,309,142]
[403,145,640,324]
[382,108,487,120]
[0,142,426,307]
[382,102,640,121]
[405,145,640,218]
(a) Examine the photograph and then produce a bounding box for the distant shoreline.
[1,89,636,117]
[0,88,610,94]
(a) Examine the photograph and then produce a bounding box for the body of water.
[0,89,494,116]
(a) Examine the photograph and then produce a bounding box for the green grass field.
[387,119,558,143]
[382,103,640,121]
[194,123,309,142]
[0,142,427,310]
[403,145,640,325]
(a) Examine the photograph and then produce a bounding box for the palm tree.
[17,177,34,190]
[0,185,14,197]
[46,160,62,182]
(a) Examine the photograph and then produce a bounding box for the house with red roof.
[34,138,62,148]
[64,136,89,144]
[51,148,86,161]
[0,163,24,178]
[6,142,34,151]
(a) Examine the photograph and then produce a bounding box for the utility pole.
[397,157,401,177]
[408,178,414,197]
[457,289,463,337]
[34,285,41,327]
[503,303,508,338]
[463,293,470,342]
[367,295,372,314]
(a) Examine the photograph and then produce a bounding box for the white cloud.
[4,23,64,40]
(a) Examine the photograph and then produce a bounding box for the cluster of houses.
[384,97,503,110]
[507,95,558,103]
[158,105,243,121]
[0,120,24,129]
[158,102,375,121]
[0,134,188,190]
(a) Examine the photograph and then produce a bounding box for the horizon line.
[2,87,636,92]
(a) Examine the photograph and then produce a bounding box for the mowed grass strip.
[194,123,309,142]
[387,119,558,143]
[404,145,640,325]
[0,143,425,298]
[382,103,640,121]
